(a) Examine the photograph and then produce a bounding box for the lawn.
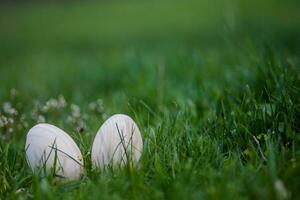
[0,0,300,199]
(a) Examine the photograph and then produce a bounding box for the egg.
[25,123,83,181]
[91,114,143,169]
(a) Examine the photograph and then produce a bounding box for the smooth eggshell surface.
[25,123,83,181]
[91,114,143,168]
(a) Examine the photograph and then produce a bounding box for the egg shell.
[91,114,143,168]
[25,123,83,181]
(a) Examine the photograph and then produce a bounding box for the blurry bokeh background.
[0,0,299,109]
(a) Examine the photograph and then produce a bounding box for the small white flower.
[70,104,80,118]
[66,116,75,124]
[89,102,96,111]
[8,117,14,124]
[57,95,67,108]
[37,115,46,123]
[0,117,4,127]
[8,128,13,133]
[41,105,50,113]
[0,116,8,127]
[76,120,86,133]
[89,99,104,114]
[274,179,289,200]
[3,102,18,115]
[41,96,66,112]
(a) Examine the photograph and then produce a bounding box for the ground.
[0,0,300,199]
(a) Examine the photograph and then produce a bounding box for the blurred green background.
[0,0,299,104]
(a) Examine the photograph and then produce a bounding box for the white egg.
[91,114,143,169]
[25,123,83,181]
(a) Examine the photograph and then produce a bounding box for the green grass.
[0,0,300,199]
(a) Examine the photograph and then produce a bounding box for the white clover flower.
[7,117,14,124]
[41,104,50,113]
[57,95,67,108]
[8,128,13,133]
[76,120,86,133]
[88,102,96,111]
[66,116,76,124]
[0,116,4,127]
[3,102,18,115]
[89,99,104,114]
[0,116,8,127]
[40,96,67,113]
[274,179,289,199]
[47,99,58,108]
[70,104,80,118]
[37,115,46,123]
